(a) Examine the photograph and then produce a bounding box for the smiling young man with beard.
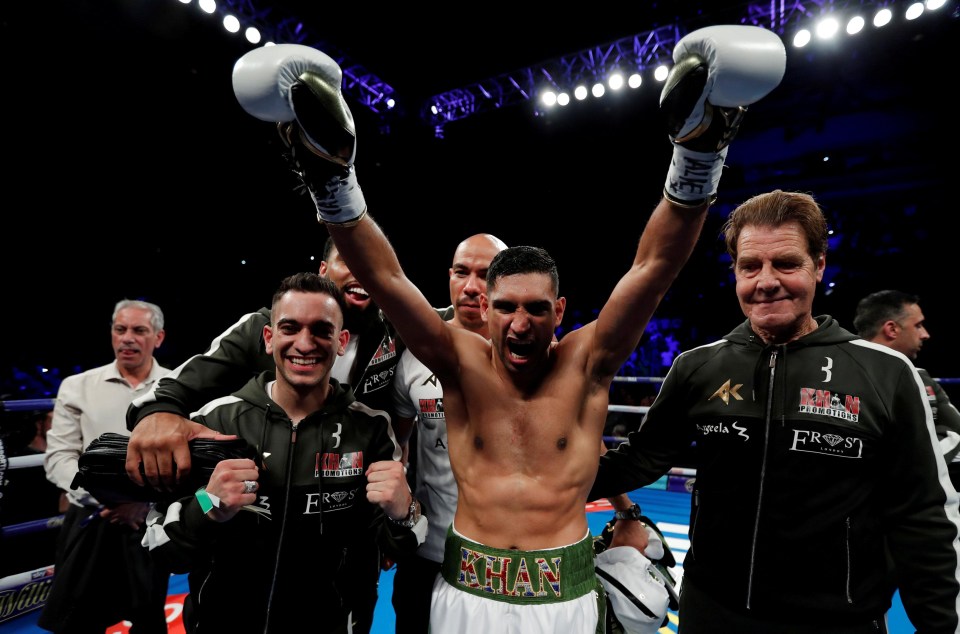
[142,273,426,634]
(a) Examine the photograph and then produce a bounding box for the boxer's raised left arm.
[590,25,786,379]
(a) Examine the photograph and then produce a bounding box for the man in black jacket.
[142,272,426,634]
[591,190,960,633]
[124,237,436,633]
[853,289,960,489]
[125,238,409,483]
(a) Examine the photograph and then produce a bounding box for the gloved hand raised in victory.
[660,24,787,207]
[232,44,365,225]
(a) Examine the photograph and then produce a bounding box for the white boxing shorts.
[429,523,604,633]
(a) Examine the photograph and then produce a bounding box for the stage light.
[608,73,624,90]
[541,91,558,107]
[574,85,588,101]
[591,82,605,98]
[245,26,261,44]
[653,65,669,82]
[557,92,570,106]
[905,2,925,19]
[628,73,642,89]
[223,14,240,34]
[873,7,893,27]
[815,17,840,39]
[846,16,866,35]
[927,0,947,9]
[198,0,216,15]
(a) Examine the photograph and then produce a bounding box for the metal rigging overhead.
[212,0,938,135]
[219,0,397,116]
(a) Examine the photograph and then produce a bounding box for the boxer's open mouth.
[507,340,533,359]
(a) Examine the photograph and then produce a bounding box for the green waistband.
[440,526,598,604]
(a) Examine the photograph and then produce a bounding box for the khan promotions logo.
[319,451,364,477]
[370,339,397,364]
[798,388,860,423]
[418,398,444,420]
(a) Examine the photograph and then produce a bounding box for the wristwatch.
[390,497,421,528]
[614,503,643,521]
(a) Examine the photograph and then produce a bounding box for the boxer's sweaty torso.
[442,327,609,551]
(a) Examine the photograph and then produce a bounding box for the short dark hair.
[852,289,919,339]
[271,272,347,323]
[722,190,829,263]
[487,246,559,295]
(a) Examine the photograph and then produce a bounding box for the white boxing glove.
[660,25,786,206]
[232,44,365,225]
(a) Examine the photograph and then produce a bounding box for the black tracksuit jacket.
[147,374,420,634]
[591,316,960,632]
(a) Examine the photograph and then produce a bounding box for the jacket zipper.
[746,348,778,609]
[845,517,852,603]
[195,567,213,633]
[317,415,324,536]
[689,489,700,561]
[263,419,298,633]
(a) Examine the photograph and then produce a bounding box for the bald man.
[389,233,506,632]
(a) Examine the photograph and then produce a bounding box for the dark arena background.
[1,0,957,396]
[0,1,957,631]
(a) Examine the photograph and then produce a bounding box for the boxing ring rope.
[3,373,958,623]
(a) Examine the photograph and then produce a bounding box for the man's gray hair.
[112,299,164,332]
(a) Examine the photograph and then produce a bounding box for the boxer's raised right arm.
[232,45,457,376]
[231,44,364,225]
[326,216,456,376]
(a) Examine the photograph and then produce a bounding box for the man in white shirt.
[40,299,171,634]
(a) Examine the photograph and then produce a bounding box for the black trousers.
[677,579,887,634]
[37,504,169,634]
[391,553,441,634]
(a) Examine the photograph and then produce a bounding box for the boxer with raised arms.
[232,25,786,632]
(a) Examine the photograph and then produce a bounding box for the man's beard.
[343,302,380,333]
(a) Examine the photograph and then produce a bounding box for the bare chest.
[454,384,604,463]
